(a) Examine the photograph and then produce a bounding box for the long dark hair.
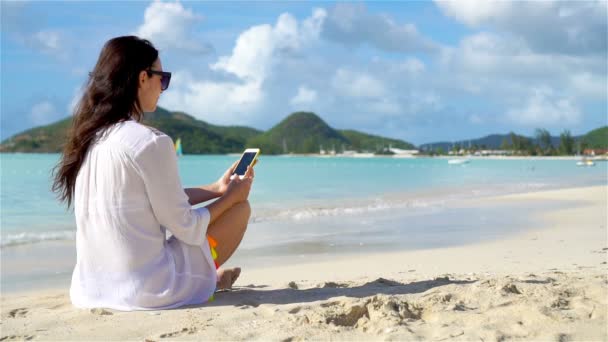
[52,36,159,209]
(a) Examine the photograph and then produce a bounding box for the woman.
[52,36,253,310]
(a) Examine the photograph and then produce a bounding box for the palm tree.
[535,128,552,155]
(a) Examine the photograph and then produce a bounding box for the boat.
[576,158,595,167]
[353,153,375,158]
[175,138,183,156]
[392,153,416,158]
[448,159,470,165]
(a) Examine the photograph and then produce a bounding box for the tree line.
[498,129,577,156]
[430,129,583,156]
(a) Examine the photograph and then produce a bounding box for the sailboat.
[576,158,595,167]
[448,159,470,165]
[175,138,183,156]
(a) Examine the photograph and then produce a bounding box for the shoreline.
[2,185,606,340]
[2,183,605,292]
[260,153,606,160]
[3,151,606,161]
[3,177,605,249]
[235,184,607,285]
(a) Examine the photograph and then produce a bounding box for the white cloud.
[301,8,327,42]
[570,72,607,100]
[135,0,212,54]
[403,92,443,116]
[331,68,386,99]
[455,32,533,74]
[160,71,263,124]
[435,0,607,56]
[469,114,484,124]
[506,87,581,126]
[438,31,607,102]
[29,101,58,126]
[2,3,69,60]
[151,4,601,141]
[368,99,401,115]
[210,24,274,82]
[211,9,326,82]
[32,30,61,51]
[434,0,513,26]
[160,9,326,124]
[323,3,437,54]
[17,30,68,60]
[290,86,318,107]
[2,2,604,146]
[396,57,425,74]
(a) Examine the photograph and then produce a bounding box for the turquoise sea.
[1,153,606,291]
[1,153,607,247]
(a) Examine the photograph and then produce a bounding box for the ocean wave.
[250,198,446,223]
[248,181,556,223]
[0,230,75,248]
[0,182,555,247]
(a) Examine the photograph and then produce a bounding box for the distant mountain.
[421,134,524,151]
[419,134,508,151]
[0,109,414,155]
[0,107,262,154]
[339,130,415,151]
[246,112,415,154]
[0,117,73,153]
[141,107,262,154]
[420,132,586,151]
[580,126,608,149]
[246,112,348,154]
[6,106,599,155]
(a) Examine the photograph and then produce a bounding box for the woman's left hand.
[215,160,238,195]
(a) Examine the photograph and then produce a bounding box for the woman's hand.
[205,165,254,224]
[215,160,238,195]
[224,165,254,205]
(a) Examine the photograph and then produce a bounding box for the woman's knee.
[234,200,251,222]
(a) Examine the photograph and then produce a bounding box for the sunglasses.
[146,69,172,91]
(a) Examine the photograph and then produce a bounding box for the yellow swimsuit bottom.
[207,234,219,302]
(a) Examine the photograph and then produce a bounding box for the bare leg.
[207,200,250,289]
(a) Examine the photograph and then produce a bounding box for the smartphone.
[230,148,260,180]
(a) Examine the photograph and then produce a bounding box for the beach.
[2,185,606,341]
[2,0,606,340]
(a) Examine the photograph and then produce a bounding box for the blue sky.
[1,0,606,145]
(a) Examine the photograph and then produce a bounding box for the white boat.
[448,159,470,165]
[576,159,595,167]
[353,153,375,158]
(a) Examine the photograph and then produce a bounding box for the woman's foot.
[216,267,241,290]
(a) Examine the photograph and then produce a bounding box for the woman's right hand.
[224,165,254,204]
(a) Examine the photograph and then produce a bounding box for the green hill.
[0,117,72,153]
[419,127,608,153]
[420,133,562,151]
[3,107,604,155]
[0,109,415,154]
[245,112,415,154]
[580,126,608,149]
[339,130,415,151]
[247,112,349,154]
[0,107,262,154]
[141,107,261,154]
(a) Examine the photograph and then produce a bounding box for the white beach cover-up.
[70,119,217,311]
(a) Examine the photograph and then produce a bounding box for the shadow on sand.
[195,277,477,308]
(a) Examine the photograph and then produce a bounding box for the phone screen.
[233,152,257,176]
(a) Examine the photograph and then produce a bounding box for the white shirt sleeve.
[134,134,210,246]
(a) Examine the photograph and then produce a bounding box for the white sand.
[2,185,607,341]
